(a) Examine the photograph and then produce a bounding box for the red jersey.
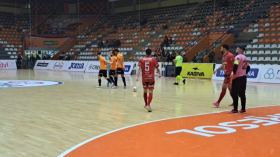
[138,57,159,83]
[222,52,234,75]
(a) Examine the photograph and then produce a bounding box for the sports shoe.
[229,103,233,106]
[228,109,238,114]
[239,110,246,114]
[107,82,110,87]
[96,86,101,88]
[145,105,152,112]
[124,86,127,89]
[182,79,186,85]
[111,85,117,89]
[213,101,219,107]
[174,82,179,85]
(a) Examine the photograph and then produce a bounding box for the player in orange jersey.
[109,50,117,88]
[97,52,113,88]
[114,49,127,88]
[136,49,161,112]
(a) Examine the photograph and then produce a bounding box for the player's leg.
[114,69,119,86]
[97,71,102,88]
[121,69,126,88]
[228,81,234,106]
[176,67,185,84]
[107,69,110,87]
[229,77,239,114]
[239,76,247,113]
[145,82,155,112]
[109,70,115,85]
[174,67,180,85]
[213,75,230,107]
[103,72,112,84]
[143,82,148,107]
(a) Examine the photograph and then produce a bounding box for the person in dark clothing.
[208,50,215,63]
[30,55,36,68]
[16,55,22,69]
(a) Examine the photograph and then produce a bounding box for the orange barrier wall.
[51,38,77,60]
[183,36,209,62]
[208,33,223,46]
[24,38,70,48]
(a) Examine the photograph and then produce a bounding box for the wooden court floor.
[0,70,279,157]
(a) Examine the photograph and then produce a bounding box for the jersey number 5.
[145,62,149,71]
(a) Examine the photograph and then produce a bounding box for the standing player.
[106,53,111,87]
[109,50,117,88]
[213,44,234,107]
[136,49,161,112]
[114,50,127,88]
[97,52,113,88]
[174,51,186,85]
[228,46,250,114]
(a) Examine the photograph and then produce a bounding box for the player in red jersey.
[213,44,234,107]
[136,49,161,112]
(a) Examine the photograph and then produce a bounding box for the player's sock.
[122,77,126,86]
[175,77,178,83]
[143,93,148,105]
[106,78,112,84]
[114,77,118,86]
[148,93,153,106]
[98,79,101,86]
[109,76,115,84]
[217,88,226,103]
[177,75,183,81]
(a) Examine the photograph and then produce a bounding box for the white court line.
[58,104,280,157]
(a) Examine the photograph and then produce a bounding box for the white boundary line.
[58,104,280,157]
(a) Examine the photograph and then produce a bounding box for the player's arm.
[156,67,161,78]
[154,59,161,78]
[246,64,250,74]
[214,64,223,74]
[233,60,238,74]
[136,67,141,81]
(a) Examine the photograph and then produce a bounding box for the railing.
[184,30,209,52]
[49,37,74,58]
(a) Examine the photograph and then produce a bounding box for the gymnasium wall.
[24,37,70,48]
[0,5,29,14]
[114,0,207,13]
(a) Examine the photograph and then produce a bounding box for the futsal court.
[0,69,279,157]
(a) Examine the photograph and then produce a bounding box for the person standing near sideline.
[174,51,186,85]
[228,46,250,114]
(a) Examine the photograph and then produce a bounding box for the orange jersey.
[99,56,107,70]
[117,53,125,68]
[110,56,117,70]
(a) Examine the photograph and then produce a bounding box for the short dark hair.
[97,52,101,55]
[238,46,246,51]
[146,49,152,55]
[111,51,116,55]
[114,49,119,53]
[222,44,229,50]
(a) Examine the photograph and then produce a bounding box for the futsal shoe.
[124,86,127,89]
[145,105,152,112]
[229,103,233,106]
[239,110,246,114]
[182,79,186,85]
[213,102,220,107]
[174,83,179,85]
[96,86,101,88]
[228,109,238,114]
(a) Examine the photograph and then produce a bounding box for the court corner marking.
[57,104,280,157]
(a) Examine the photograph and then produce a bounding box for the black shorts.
[117,68,124,75]
[109,70,116,75]
[175,67,182,76]
[232,76,247,95]
[99,70,107,77]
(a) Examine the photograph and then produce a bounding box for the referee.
[174,51,186,85]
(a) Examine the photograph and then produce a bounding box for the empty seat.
[258,57,264,61]
[264,57,271,61]
[272,57,278,61]
[264,50,271,54]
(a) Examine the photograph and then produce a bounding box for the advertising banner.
[0,60,17,70]
[67,61,88,72]
[34,60,52,70]
[49,61,69,71]
[181,63,214,79]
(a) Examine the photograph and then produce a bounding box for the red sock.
[143,93,148,105]
[218,88,227,103]
[148,93,153,106]
[228,88,232,93]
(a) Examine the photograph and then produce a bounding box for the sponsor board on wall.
[85,61,135,75]
[67,61,88,72]
[34,60,52,70]
[0,60,17,70]
[212,64,280,83]
[49,61,69,71]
